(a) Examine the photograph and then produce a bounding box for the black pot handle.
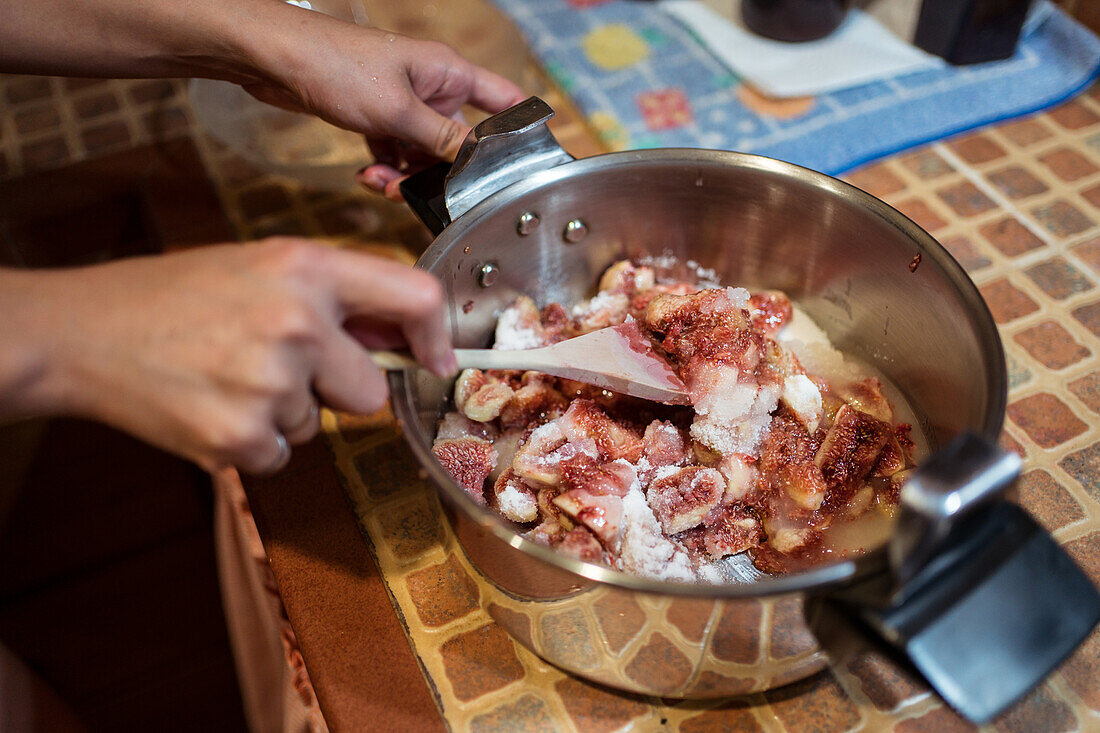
[400,161,453,237]
[815,433,1100,723]
[399,97,574,237]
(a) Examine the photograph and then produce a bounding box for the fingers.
[313,327,392,415]
[275,391,321,445]
[321,251,456,376]
[398,101,472,162]
[468,67,528,115]
[356,163,404,199]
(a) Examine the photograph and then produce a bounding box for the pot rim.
[390,147,1008,598]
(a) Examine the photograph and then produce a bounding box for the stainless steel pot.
[389,98,1100,723]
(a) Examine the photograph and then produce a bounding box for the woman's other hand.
[0,239,453,475]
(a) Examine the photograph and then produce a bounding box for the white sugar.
[618,481,697,582]
[494,305,543,351]
[498,483,537,522]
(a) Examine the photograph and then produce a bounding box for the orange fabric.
[213,471,326,733]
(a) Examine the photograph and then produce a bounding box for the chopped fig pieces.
[701,505,764,558]
[647,467,726,535]
[815,405,892,491]
[432,259,922,581]
[432,437,496,505]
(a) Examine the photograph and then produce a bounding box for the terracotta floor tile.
[377,493,444,560]
[1012,321,1091,370]
[63,77,108,93]
[680,699,764,733]
[1031,200,1094,238]
[143,107,190,138]
[72,91,120,120]
[1024,257,1093,300]
[1000,429,1027,460]
[81,120,130,153]
[593,591,646,653]
[844,162,906,198]
[940,235,991,271]
[978,278,1040,324]
[129,79,179,105]
[948,133,1008,165]
[764,671,863,733]
[1060,627,1100,712]
[469,694,558,733]
[898,149,954,180]
[1048,100,1100,131]
[439,623,525,702]
[1059,443,1100,503]
[1082,182,1100,211]
[553,675,650,733]
[4,77,52,105]
[540,607,599,671]
[1015,469,1086,532]
[1038,147,1099,182]
[894,706,976,732]
[353,435,429,502]
[1072,235,1100,274]
[405,553,480,627]
[248,214,309,239]
[237,182,293,220]
[1006,352,1033,390]
[624,633,693,694]
[20,136,70,171]
[936,181,997,217]
[1072,301,1100,338]
[14,104,61,135]
[1068,372,1100,413]
[1062,532,1099,584]
[986,165,1049,200]
[997,117,1052,148]
[1006,393,1087,448]
[846,649,927,712]
[979,218,1045,257]
[894,198,948,232]
[470,691,558,730]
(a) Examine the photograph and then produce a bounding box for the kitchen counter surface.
[2,11,1100,732]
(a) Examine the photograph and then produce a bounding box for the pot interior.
[393,149,1006,594]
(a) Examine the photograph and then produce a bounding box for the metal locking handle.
[889,433,1022,595]
[444,97,575,220]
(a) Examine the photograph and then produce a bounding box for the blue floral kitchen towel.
[489,0,1100,175]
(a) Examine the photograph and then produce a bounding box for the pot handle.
[816,433,1100,723]
[399,97,575,234]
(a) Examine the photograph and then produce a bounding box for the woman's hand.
[0,239,454,475]
[241,10,526,200]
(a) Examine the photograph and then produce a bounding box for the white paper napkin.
[658,0,946,98]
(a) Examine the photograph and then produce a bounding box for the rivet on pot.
[478,262,500,288]
[516,211,540,236]
[563,218,588,243]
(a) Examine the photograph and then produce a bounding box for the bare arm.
[0,0,526,187]
[0,240,457,474]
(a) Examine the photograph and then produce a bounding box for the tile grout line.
[933,142,1065,251]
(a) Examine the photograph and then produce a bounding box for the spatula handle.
[370,348,537,373]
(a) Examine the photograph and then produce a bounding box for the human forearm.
[0,0,298,83]
[0,269,72,420]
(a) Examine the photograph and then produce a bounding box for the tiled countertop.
[3,33,1100,733]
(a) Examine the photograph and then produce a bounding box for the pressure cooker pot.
[387,98,1100,723]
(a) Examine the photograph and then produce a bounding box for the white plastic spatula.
[371,320,691,405]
